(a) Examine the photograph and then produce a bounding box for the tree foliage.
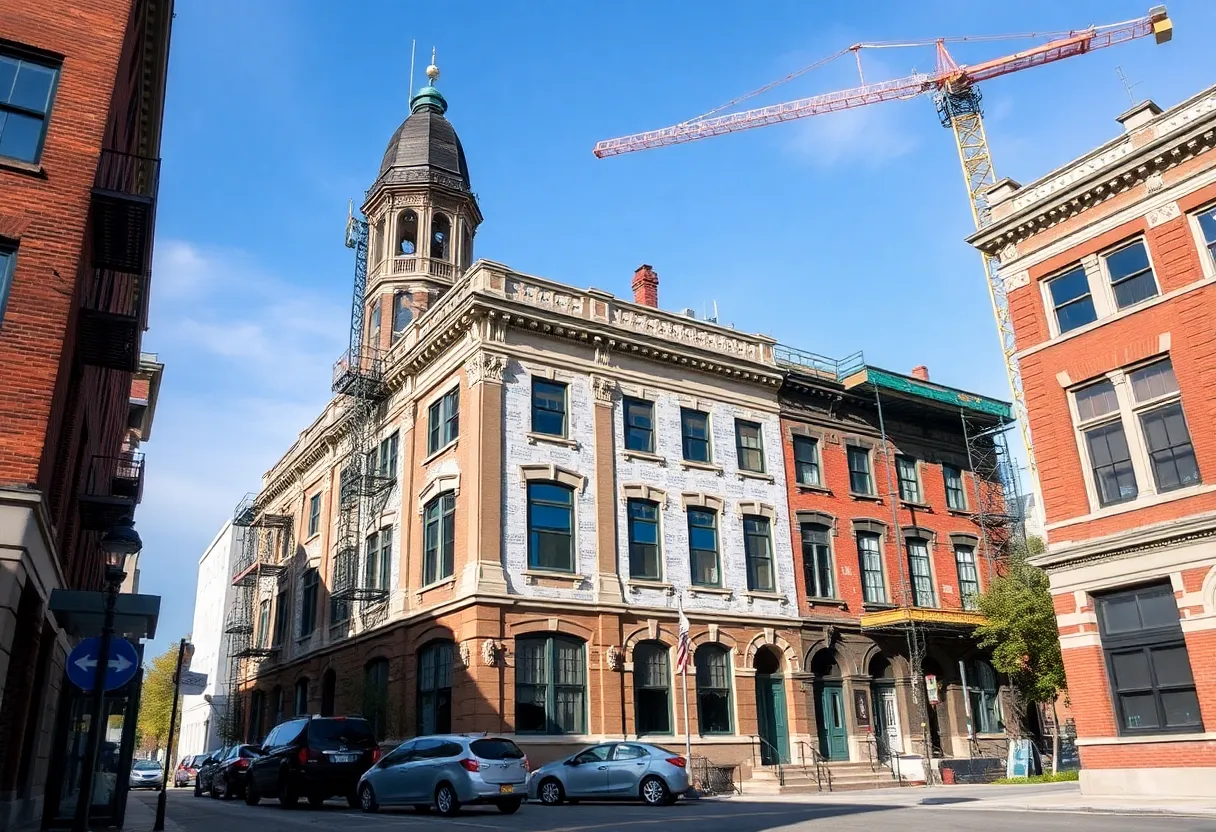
[974,537,1067,705]
[136,642,182,757]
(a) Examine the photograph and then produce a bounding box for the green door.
[755,674,790,765]
[815,682,848,761]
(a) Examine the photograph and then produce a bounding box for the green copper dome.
[410,85,448,115]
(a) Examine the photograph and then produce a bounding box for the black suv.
[246,716,380,809]
[194,747,229,797]
[210,744,262,800]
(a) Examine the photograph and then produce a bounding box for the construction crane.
[594,7,1173,491]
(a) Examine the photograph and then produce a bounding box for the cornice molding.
[1032,510,1216,571]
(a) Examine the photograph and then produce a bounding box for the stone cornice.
[969,86,1216,255]
[1032,510,1216,571]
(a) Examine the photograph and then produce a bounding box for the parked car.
[528,742,687,807]
[129,759,164,791]
[357,735,528,817]
[174,754,207,788]
[210,744,263,800]
[246,716,380,809]
[194,747,229,797]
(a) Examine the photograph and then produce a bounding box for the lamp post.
[72,518,142,832]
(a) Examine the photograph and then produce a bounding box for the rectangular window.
[300,569,319,636]
[847,446,873,495]
[955,546,980,610]
[623,398,655,453]
[1105,240,1158,309]
[801,524,834,599]
[695,646,733,735]
[857,533,886,604]
[1198,206,1216,265]
[907,539,935,607]
[1129,359,1199,493]
[329,594,349,627]
[896,456,921,503]
[256,599,271,650]
[273,589,290,645]
[427,388,460,454]
[793,436,820,487]
[743,516,774,592]
[527,482,574,572]
[943,465,967,511]
[0,245,15,324]
[0,51,60,164]
[735,420,765,473]
[1048,265,1097,334]
[627,499,661,580]
[307,493,321,538]
[1097,583,1203,736]
[423,492,456,585]
[515,635,586,735]
[363,525,391,591]
[1075,378,1138,507]
[687,508,720,587]
[681,409,711,463]
[531,378,568,436]
[369,433,399,481]
[368,296,381,347]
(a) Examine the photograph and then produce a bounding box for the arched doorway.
[812,648,848,761]
[753,646,789,765]
[869,654,901,760]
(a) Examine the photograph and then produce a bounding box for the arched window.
[363,658,390,739]
[293,678,309,716]
[417,641,453,735]
[423,492,456,585]
[270,685,283,726]
[527,483,575,572]
[694,644,732,735]
[634,642,671,735]
[968,659,1003,733]
[320,669,336,717]
[397,209,418,255]
[248,690,266,742]
[391,290,413,343]
[431,213,451,260]
[367,296,382,349]
[372,217,386,265]
[515,635,585,734]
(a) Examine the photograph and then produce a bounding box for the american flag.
[675,598,691,674]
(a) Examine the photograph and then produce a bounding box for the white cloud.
[782,102,919,169]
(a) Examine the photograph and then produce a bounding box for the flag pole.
[682,660,691,763]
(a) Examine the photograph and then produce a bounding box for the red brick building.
[0,0,172,827]
[969,87,1216,796]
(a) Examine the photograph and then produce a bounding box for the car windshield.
[470,738,524,760]
[133,761,160,771]
[191,755,207,766]
[307,718,374,748]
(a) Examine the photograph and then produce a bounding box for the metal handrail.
[748,735,784,786]
[796,740,831,792]
[864,732,878,771]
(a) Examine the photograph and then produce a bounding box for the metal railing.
[689,756,740,796]
[774,344,866,380]
[749,735,785,786]
[796,740,832,792]
[83,452,145,503]
[95,149,160,200]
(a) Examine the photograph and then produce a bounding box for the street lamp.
[72,518,142,832]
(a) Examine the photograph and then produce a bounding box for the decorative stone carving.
[391,194,427,207]
[482,639,501,667]
[591,375,614,404]
[604,645,623,671]
[1146,201,1181,228]
[611,307,758,360]
[1152,91,1216,138]
[465,351,508,386]
[1003,270,1030,292]
[1011,140,1132,211]
[457,642,471,669]
[998,243,1018,264]
[1145,172,1165,193]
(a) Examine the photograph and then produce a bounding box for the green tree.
[136,643,183,759]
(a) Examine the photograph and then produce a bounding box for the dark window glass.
[256,599,271,649]
[793,436,820,486]
[307,493,321,537]
[694,645,732,734]
[368,296,381,346]
[681,409,711,462]
[1076,379,1120,420]
[431,213,451,260]
[623,398,655,453]
[469,739,524,760]
[1198,207,1216,262]
[428,389,459,454]
[300,569,319,636]
[801,524,834,599]
[417,641,453,735]
[744,516,774,592]
[687,508,719,587]
[0,245,15,324]
[1049,266,1097,333]
[391,291,413,341]
[423,492,456,584]
[293,679,309,716]
[1129,359,1179,403]
[1106,240,1158,309]
[735,420,765,473]
[307,718,374,747]
[907,539,935,607]
[627,499,661,580]
[527,483,574,572]
[943,465,966,511]
[1097,583,1203,735]
[896,456,920,503]
[857,533,886,604]
[515,635,585,734]
[0,53,59,163]
[968,661,1003,733]
[1084,422,1138,506]
[847,446,873,495]
[532,379,567,436]
[1140,403,1200,492]
[955,546,980,610]
[634,642,671,735]
[614,744,647,760]
[364,527,392,592]
[363,659,390,740]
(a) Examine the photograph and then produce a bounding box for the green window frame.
[423,492,456,585]
[687,508,720,587]
[514,635,586,735]
[427,388,459,455]
[694,644,733,735]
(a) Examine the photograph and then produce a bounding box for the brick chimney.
[632,264,659,308]
[911,365,929,381]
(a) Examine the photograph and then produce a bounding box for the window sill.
[688,585,733,599]
[626,579,674,595]
[422,439,458,466]
[796,483,831,495]
[0,157,45,177]
[305,532,321,544]
[1046,482,1216,532]
[738,470,775,484]
[416,575,456,599]
[680,459,724,475]
[522,570,588,587]
[807,597,848,610]
[900,500,932,511]
[862,602,897,612]
[527,432,579,449]
[850,492,882,503]
[947,508,973,517]
[742,590,788,605]
[622,449,666,465]
[1075,730,1216,746]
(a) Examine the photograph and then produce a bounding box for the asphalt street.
[133,786,1216,832]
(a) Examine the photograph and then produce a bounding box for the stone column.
[461,351,508,594]
[591,376,624,603]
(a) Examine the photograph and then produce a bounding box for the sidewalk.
[122,793,182,832]
[732,781,1216,818]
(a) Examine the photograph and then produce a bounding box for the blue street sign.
[67,636,139,692]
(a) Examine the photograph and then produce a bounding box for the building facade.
[969,86,1216,796]
[226,67,1014,788]
[0,0,172,827]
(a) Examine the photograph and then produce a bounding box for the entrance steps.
[745,761,903,794]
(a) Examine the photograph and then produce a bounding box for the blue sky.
[139,0,1216,657]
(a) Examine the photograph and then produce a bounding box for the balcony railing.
[91,149,159,274]
[78,452,145,530]
[774,345,866,381]
[332,347,387,399]
[386,254,455,280]
[78,268,145,371]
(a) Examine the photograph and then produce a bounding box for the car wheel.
[538,778,564,806]
[359,784,378,814]
[434,782,460,817]
[209,780,220,800]
[220,776,234,801]
[640,776,670,807]
[193,781,202,798]
[279,781,298,809]
[497,797,523,814]
[245,786,261,806]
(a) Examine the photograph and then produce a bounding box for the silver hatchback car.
[528,742,689,806]
[357,735,528,816]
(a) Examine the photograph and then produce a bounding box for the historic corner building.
[227,67,1016,786]
[970,85,1216,796]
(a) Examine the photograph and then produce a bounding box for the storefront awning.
[48,590,160,640]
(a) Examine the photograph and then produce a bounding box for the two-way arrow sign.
[66,636,141,692]
[73,653,134,674]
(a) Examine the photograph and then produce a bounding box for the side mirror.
[564,758,579,767]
